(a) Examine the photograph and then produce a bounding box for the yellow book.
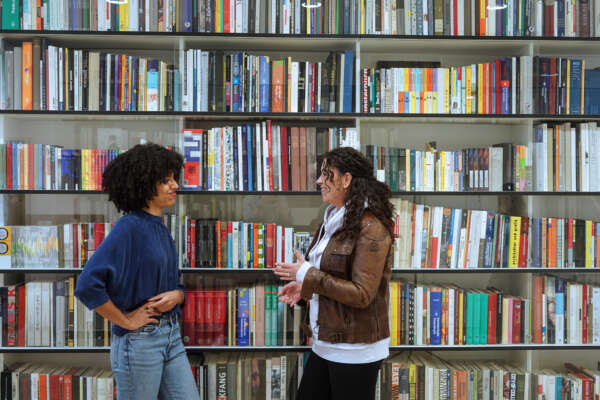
[404,68,410,92]
[458,290,464,344]
[477,63,483,113]
[410,92,417,114]
[409,364,417,400]
[440,151,446,190]
[466,66,472,113]
[501,297,509,344]
[208,129,215,176]
[64,48,69,110]
[443,68,450,113]
[86,149,92,191]
[216,0,222,32]
[586,220,593,267]
[119,1,129,31]
[141,59,147,111]
[391,281,398,345]
[566,60,571,114]
[120,55,126,111]
[508,216,521,267]
[361,0,365,33]
[451,68,457,113]
[68,276,75,347]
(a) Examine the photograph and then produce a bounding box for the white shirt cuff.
[296,261,312,283]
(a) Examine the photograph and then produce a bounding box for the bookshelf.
[2,27,600,399]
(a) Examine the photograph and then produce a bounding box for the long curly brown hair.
[321,147,395,240]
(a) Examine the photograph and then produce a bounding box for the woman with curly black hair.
[274,146,394,400]
[75,143,200,400]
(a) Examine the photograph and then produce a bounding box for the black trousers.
[297,351,382,400]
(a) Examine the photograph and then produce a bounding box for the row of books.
[531,275,600,345]
[1,364,115,400]
[182,124,360,192]
[3,0,600,38]
[181,218,312,269]
[0,143,123,190]
[379,352,530,400]
[182,287,306,347]
[179,50,354,113]
[192,352,304,400]
[1,279,112,348]
[5,42,600,116]
[391,199,600,269]
[388,281,530,345]
[1,39,178,112]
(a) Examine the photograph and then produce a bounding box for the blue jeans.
[110,314,200,400]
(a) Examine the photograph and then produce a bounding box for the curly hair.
[321,147,395,240]
[102,143,183,213]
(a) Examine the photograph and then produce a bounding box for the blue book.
[343,50,354,113]
[429,289,442,345]
[555,278,565,343]
[61,149,75,190]
[72,0,78,29]
[483,212,495,267]
[569,59,582,114]
[113,55,119,111]
[146,60,159,111]
[181,0,194,32]
[501,59,510,114]
[557,0,565,36]
[584,69,600,114]
[491,62,496,114]
[232,53,242,112]
[236,288,250,346]
[259,56,270,112]
[173,67,180,111]
[227,224,233,268]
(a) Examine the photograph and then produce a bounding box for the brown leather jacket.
[300,211,393,344]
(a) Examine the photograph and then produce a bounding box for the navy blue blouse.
[74,210,184,336]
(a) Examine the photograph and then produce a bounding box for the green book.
[258,223,264,268]
[466,292,475,345]
[473,291,481,344]
[264,284,271,346]
[480,292,488,345]
[271,286,278,346]
[2,0,20,30]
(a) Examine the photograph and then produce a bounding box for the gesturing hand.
[124,303,161,331]
[273,250,306,281]
[278,281,302,306]
[146,289,184,313]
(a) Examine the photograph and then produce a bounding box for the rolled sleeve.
[295,261,313,283]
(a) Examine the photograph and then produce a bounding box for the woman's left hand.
[274,250,306,281]
[146,289,184,313]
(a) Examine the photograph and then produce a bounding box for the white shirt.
[296,205,390,364]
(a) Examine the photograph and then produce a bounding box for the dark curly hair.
[321,147,395,240]
[102,143,183,213]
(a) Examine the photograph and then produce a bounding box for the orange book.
[120,55,126,111]
[253,223,259,268]
[479,0,487,34]
[548,218,557,267]
[299,127,307,191]
[532,275,543,343]
[36,0,43,29]
[22,42,33,110]
[27,144,34,190]
[127,57,133,110]
[271,61,285,113]
[399,91,405,113]
[223,0,230,32]
[39,374,48,400]
[554,126,560,191]
[216,221,222,268]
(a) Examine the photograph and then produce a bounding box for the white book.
[236,0,244,32]
[412,204,424,268]
[201,50,210,112]
[535,0,544,35]
[520,56,533,114]
[195,50,202,112]
[256,123,263,191]
[41,282,51,346]
[276,225,283,264]
[34,281,42,346]
[305,61,310,112]
[130,0,139,31]
[237,126,243,190]
[416,286,424,344]
[262,122,269,190]
[458,0,465,35]
[232,222,240,268]
[432,207,443,268]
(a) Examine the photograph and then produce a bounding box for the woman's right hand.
[124,303,161,330]
[278,281,302,306]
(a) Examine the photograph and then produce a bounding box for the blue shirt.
[74,210,184,336]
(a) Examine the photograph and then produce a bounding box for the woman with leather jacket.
[274,146,395,400]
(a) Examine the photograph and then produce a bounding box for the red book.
[565,364,593,400]
[290,127,300,191]
[203,290,214,345]
[94,222,105,251]
[311,63,316,112]
[280,126,289,191]
[195,290,206,345]
[544,3,554,36]
[549,58,557,114]
[265,223,275,268]
[512,298,522,343]
[487,291,498,344]
[183,290,196,345]
[215,221,222,268]
[6,143,12,190]
[518,216,529,268]
[49,373,60,400]
[214,290,227,345]
[63,370,73,400]
[190,219,197,268]
[39,374,48,400]
[17,284,25,346]
[72,224,79,269]
[568,218,574,267]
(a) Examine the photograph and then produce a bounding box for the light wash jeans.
[110,313,200,400]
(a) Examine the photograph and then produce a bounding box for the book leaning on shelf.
[391,200,600,269]
[182,123,360,191]
[2,0,600,38]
